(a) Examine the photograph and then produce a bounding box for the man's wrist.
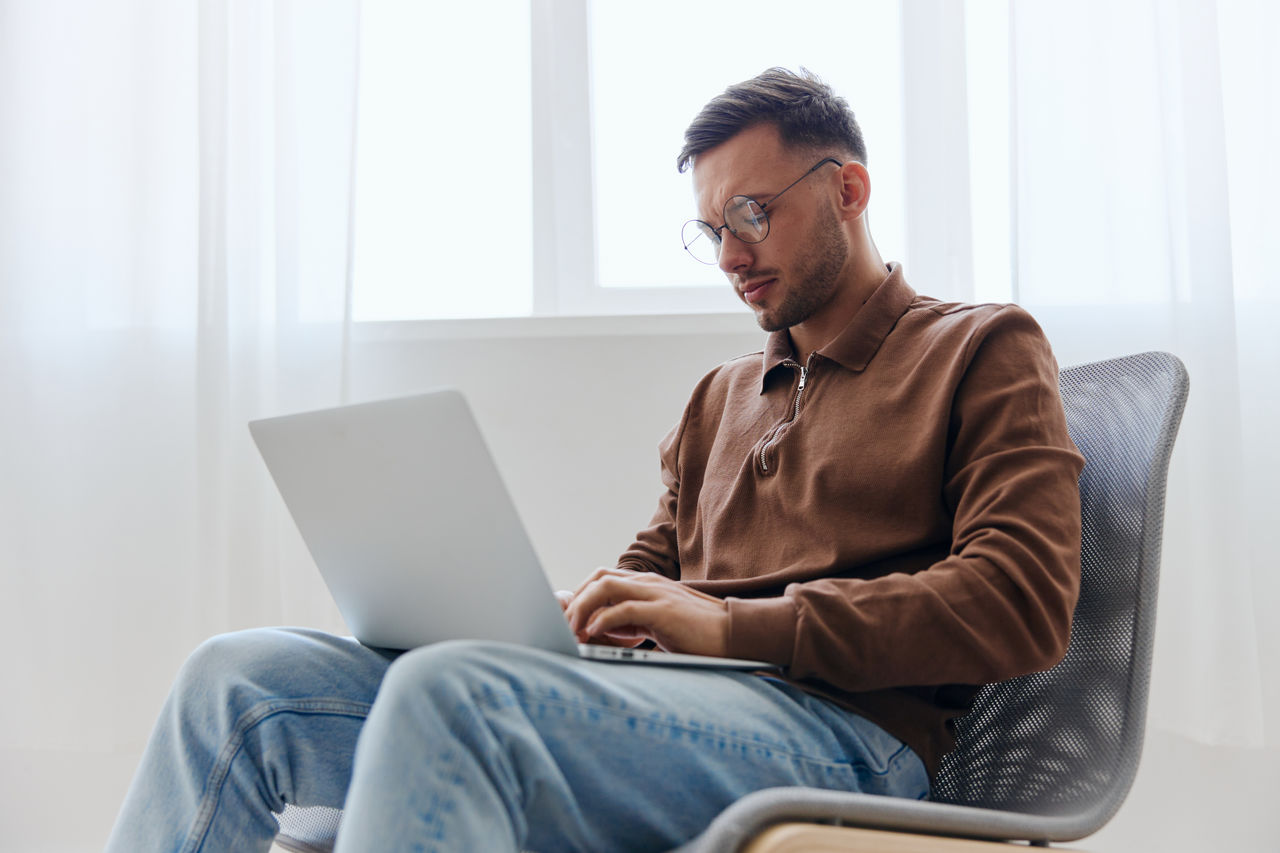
[724,596,796,666]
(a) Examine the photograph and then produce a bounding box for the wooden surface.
[741,823,1090,853]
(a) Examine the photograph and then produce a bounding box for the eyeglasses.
[680,158,843,265]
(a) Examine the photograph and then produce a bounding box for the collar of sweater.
[760,262,917,391]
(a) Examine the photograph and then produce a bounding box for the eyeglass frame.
[680,157,845,265]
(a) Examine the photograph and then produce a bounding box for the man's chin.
[752,305,788,333]
[745,291,807,332]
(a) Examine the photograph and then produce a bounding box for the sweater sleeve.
[725,308,1085,691]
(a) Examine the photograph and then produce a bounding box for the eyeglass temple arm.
[759,157,845,211]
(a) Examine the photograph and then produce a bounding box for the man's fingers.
[573,581,730,657]
[571,565,639,598]
[583,599,657,643]
[565,572,662,633]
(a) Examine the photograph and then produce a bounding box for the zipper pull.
[797,366,807,391]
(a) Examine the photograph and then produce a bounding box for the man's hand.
[560,567,731,656]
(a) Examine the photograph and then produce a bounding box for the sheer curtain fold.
[194,0,361,633]
[0,0,359,784]
[1006,0,1278,747]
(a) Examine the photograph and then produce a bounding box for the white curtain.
[1,0,1276,848]
[1004,0,1279,748]
[0,0,358,844]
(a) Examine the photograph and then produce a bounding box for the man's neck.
[788,258,889,362]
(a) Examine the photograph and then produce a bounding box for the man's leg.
[106,627,395,853]
[335,640,929,853]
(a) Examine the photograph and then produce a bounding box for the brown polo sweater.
[616,264,1084,777]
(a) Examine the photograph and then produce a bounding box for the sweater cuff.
[725,596,797,666]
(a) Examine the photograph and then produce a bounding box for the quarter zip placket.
[759,353,815,474]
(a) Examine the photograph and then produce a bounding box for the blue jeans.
[107,628,929,852]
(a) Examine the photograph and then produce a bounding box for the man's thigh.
[377,641,928,852]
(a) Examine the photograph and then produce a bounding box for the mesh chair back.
[930,351,1189,835]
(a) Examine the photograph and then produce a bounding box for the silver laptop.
[248,389,773,670]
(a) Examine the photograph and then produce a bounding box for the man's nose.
[717,229,753,276]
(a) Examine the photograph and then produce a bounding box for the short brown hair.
[677,68,866,173]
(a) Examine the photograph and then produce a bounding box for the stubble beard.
[754,203,849,333]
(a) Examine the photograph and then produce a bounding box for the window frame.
[355,0,1013,324]
[528,0,738,317]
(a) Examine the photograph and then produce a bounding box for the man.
[108,68,1082,852]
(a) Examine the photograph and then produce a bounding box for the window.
[352,1,954,321]
[352,0,533,321]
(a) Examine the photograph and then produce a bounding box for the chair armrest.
[742,823,1092,853]
[672,787,1097,853]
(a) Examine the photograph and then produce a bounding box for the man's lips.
[740,278,776,305]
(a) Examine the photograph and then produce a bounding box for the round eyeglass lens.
[725,196,769,243]
[681,220,720,264]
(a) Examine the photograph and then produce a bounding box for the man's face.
[690,124,850,332]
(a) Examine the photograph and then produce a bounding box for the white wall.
[345,315,766,591]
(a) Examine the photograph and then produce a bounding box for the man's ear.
[835,161,871,222]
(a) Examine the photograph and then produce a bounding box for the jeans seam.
[879,741,919,779]
[473,685,879,775]
[181,698,372,853]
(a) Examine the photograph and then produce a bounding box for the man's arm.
[564,309,1083,687]
[721,310,1084,690]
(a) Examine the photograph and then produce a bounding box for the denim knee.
[379,639,505,693]
[371,640,543,724]
[180,627,299,686]
[168,628,307,727]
